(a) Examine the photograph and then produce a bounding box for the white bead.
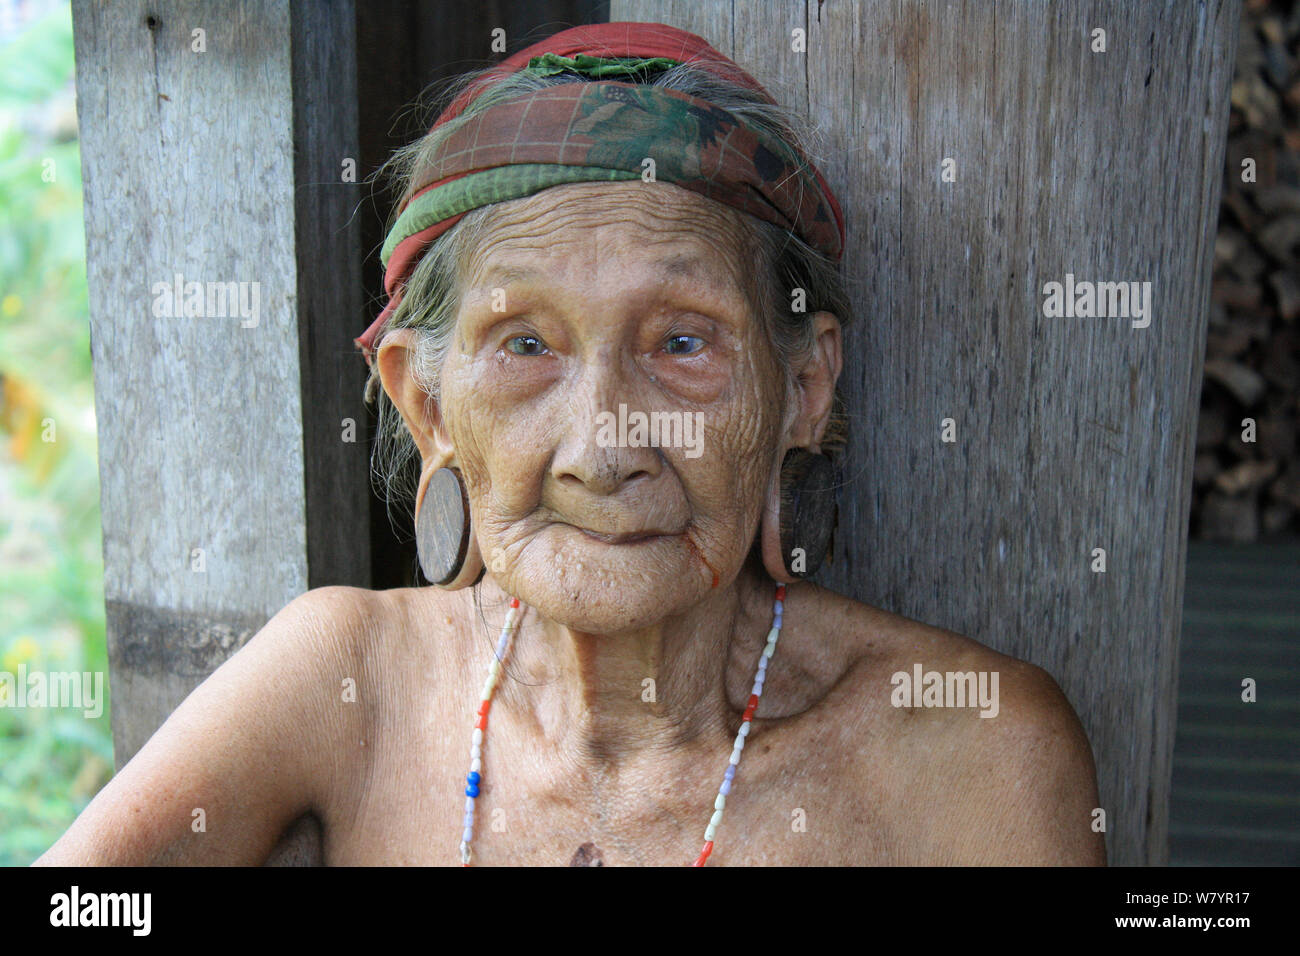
[472,728,483,746]
[470,757,481,773]
[739,721,751,737]
[714,793,726,811]
[766,626,780,643]
[704,823,717,842]
[488,657,502,676]
[763,641,776,659]
[709,809,724,828]
[734,733,746,751]
[465,796,475,813]
[729,747,742,765]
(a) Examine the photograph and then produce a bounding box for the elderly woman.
[38,23,1103,866]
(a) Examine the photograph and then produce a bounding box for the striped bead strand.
[459,597,522,867]
[693,581,785,866]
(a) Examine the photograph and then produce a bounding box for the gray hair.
[364,59,854,523]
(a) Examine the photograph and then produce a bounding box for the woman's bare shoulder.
[809,585,1106,864]
[294,584,460,659]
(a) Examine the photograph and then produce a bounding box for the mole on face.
[568,841,605,866]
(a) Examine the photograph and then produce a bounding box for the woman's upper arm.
[33,586,366,866]
[948,659,1108,865]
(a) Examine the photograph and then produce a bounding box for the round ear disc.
[417,467,472,586]
[778,449,837,578]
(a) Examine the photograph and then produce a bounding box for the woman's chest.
[322,699,915,866]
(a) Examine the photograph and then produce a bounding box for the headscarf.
[356,21,846,365]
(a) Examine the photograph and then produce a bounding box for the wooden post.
[613,0,1240,865]
[71,0,367,860]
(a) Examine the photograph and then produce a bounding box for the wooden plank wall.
[614,0,1240,865]
[71,0,367,771]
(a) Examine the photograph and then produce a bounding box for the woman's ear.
[789,312,843,452]
[376,328,452,465]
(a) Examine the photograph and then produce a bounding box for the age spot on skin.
[569,841,605,866]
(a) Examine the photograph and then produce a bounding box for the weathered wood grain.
[614,0,1240,865]
[72,0,369,863]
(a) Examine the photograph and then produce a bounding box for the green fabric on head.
[381,164,642,268]
[524,52,681,80]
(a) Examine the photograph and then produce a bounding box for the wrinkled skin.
[418,180,810,634]
[35,182,1105,867]
[379,181,843,772]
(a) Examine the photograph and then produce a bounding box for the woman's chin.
[503,535,711,632]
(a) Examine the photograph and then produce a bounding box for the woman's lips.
[571,526,672,545]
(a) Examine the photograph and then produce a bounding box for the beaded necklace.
[459,582,787,866]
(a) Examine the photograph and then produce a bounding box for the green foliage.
[0,1,111,866]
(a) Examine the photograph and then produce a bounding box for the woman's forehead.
[461,182,753,287]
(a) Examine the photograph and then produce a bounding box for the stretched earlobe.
[415,466,486,589]
[760,448,839,582]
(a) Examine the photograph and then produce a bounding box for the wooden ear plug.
[416,467,485,587]
[777,448,838,578]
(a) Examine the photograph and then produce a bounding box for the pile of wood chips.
[1197,0,1300,541]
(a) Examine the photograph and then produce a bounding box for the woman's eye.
[664,334,705,355]
[506,334,547,356]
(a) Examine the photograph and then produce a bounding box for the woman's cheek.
[646,351,732,406]
[477,348,559,400]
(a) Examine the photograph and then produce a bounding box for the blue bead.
[465,784,480,797]
[467,771,481,785]
[721,779,732,796]
[724,764,736,781]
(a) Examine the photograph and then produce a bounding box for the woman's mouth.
[572,526,670,545]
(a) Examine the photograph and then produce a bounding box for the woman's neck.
[484,558,775,775]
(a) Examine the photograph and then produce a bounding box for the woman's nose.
[548,360,663,496]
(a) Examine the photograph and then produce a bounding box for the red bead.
[510,598,520,608]
[477,700,490,717]
[742,707,755,722]
[475,714,488,731]
[692,841,714,866]
[775,585,786,600]
[747,693,759,710]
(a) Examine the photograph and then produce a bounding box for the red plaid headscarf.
[357,21,846,365]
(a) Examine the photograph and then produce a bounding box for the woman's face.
[439,181,789,632]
